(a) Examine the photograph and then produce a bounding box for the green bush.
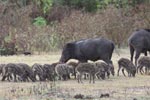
[33,17,47,26]
[34,0,53,13]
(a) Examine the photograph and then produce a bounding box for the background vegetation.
[0,0,150,54]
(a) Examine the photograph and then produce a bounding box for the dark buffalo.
[59,38,115,64]
[128,29,150,66]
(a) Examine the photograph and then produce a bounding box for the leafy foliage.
[34,0,53,14]
[33,16,47,26]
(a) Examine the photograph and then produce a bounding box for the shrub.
[33,16,47,26]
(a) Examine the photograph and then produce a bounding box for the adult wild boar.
[128,29,150,66]
[59,38,115,64]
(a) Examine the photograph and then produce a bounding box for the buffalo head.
[59,43,75,63]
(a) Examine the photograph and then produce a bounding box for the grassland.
[0,49,150,100]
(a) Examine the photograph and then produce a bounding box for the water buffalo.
[59,38,115,64]
[128,29,150,66]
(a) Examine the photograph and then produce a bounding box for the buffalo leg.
[129,45,134,62]
[135,50,141,66]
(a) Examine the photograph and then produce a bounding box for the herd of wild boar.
[0,56,149,83]
[0,61,111,83]
[0,29,150,83]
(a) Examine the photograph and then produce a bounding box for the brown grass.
[0,48,150,100]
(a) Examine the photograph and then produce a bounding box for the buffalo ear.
[65,42,75,54]
[66,43,75,49]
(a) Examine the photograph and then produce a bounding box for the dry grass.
[0,53,61,66]
[0,48,150,100]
